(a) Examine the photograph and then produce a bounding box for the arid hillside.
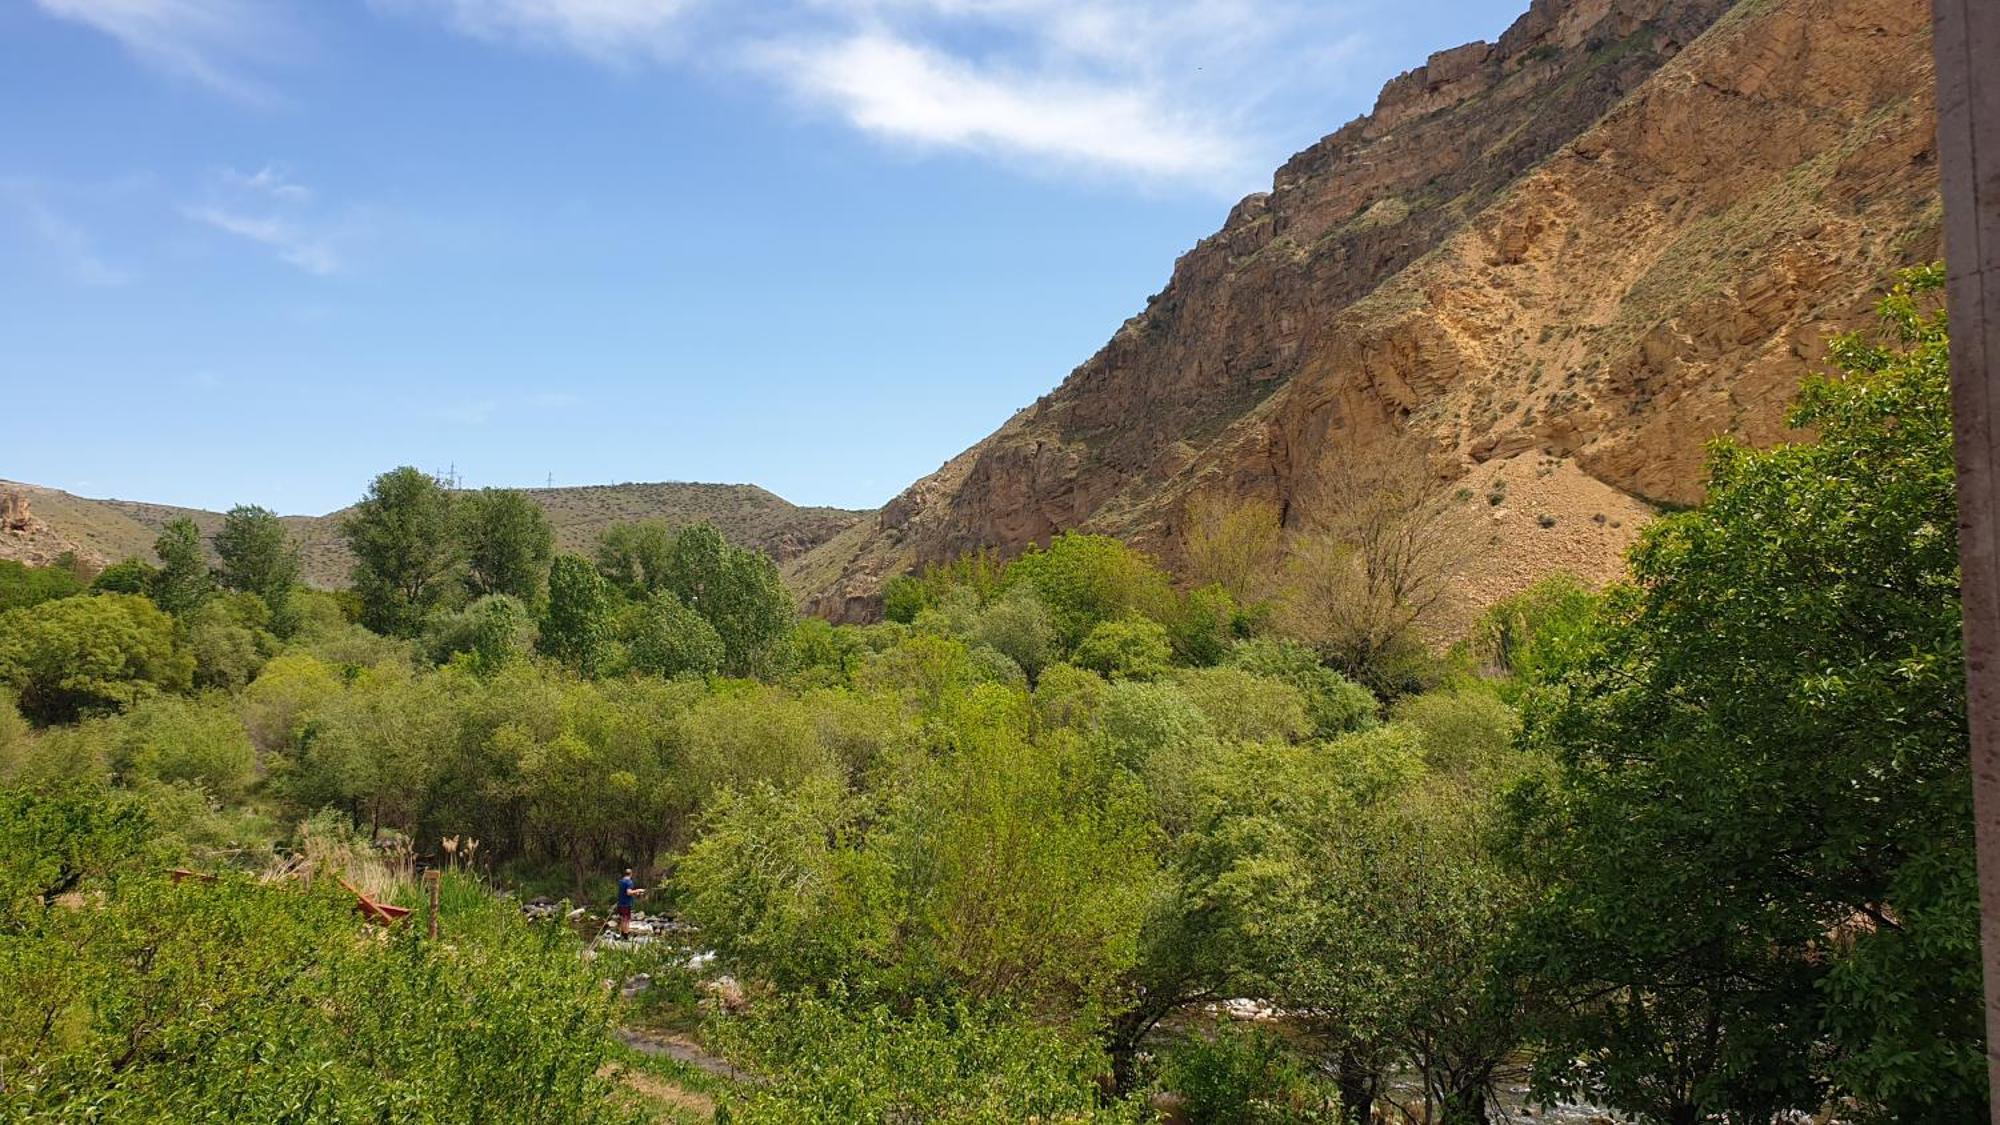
[0,478,864,588]
[794,0,1941,626]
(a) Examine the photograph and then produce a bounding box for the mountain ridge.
[0,478,865,589]
[792,0,1941,628]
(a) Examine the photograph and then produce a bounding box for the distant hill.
[0,479,866,589]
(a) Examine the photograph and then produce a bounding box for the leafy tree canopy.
[1503,265,1982,1122]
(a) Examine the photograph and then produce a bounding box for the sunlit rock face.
[796,0,1941,626]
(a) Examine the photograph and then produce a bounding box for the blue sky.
[2,0,1528,515]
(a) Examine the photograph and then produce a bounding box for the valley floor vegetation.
[0,267,1983,1123]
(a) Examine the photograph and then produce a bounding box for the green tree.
[1180,494,1284,606]
[212,505,301,628]
[1003,533,1175,650]
[626,590,725,679]
[593,519,675,597]
[0,788,156,932]
[1228,637,1378,738]
[106,694,258,802]
[181,594,276,691]
[0,559,83,613]
[1504,266,1983,1122]
[1172,667,1309,744]
[426,594,537,673]
[342,467,460,636]
[1166,583,1239,667]
[284,665,455,837]
[970,587,1058,682]
[539,554,612,675]
[657,523,794,676]
[1160,1022,1342,1124]
[881,573,930,624]
[675,777,882,989]
[718,994,1143,1124]
[1073,615,1174,682]
[0,817,627,1124]
[455,488,555,604]
[90,557,158,596]
[0,594,193,724]
[1472,573,1600,687]
[237,651,344,753]
[149,517,213,614]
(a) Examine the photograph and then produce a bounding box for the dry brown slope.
[1152,0,1939,630]
[798,0,1940,625]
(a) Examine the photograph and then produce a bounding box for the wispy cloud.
[30,0,291,103]
[375,0,1376,195]
[754,31,1246,183]
[373,0,697,61]
[223,163,313,203]
[183,205,340,274]
[37,0,1380,195]
[182,165,355,275]
[3,181,132,286]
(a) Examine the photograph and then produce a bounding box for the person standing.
[615,868,645,935]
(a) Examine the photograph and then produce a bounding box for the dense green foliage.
[0,593,192,724]
[214,504,303,630]
[0,792,626,1123]
[540,553,615,674]
[0,269,1981,1123]
[149,517,214,615]
[90,557,157,595]
[1505,265,1985,1122]
[1159,1023,1341,1124]
[0,559,84,613]
[626,591,725,679]
[456,487,557,604]
[716,996,1144,1123]
[343,467,461,636]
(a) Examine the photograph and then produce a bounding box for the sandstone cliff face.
[797,0,1941,624]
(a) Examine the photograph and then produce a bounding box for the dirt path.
[613,1067,715,1119]
[616,1028,755,1083]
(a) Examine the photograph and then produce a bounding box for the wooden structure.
[337,876,413,927]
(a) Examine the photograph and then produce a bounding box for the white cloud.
[183,205,340,274]
[376,0,1377,194]
[183,166,353,275]
[223,164,313,203]
[38,0,1382,195]
[30,0,289,102]
[376,0,697,60]
[756,32,1246,182]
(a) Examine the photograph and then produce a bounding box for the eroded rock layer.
[797,0,1940,624]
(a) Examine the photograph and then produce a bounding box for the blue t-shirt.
[617,876,635,909]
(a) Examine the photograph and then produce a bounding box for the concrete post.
[1935,0,2000,1116]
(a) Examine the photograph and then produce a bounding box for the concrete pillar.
[1935,0,2000,1117]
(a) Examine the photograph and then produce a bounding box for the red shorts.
[616,904,632,920]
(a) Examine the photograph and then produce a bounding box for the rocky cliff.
[795,0,1941,625]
